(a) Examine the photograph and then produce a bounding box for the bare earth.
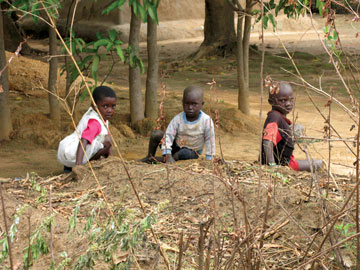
[0,14,359,177]
[0,14,360,270]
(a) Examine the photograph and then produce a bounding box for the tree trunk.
[145,13,158,120]
[193,0,236,58]
[236,13,249,115]
[236,2,252,115]
[0,8,13,141]
[129,6,144,125]
[2,3,31,54]
[48,26,61,123]
[243,0,252,89]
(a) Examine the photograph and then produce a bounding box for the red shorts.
[289,155,299,171]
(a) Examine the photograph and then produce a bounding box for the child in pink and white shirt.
[57,86,116,172]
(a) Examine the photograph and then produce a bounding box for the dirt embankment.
[0,157,351,269]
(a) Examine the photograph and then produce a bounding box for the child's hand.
[166,154,175,164]
[104,135,112,148]
[72,164,87,181]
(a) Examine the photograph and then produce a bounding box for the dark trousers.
[171,140,199,160]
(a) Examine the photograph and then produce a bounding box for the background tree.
[145,0,159,120]
[129,3,144,125]
[2,1,31,54]
[194,0,236,59]
[48,25,60,123]
[194,0,254,115]
[0,6,12,141]
[229,0,257,115]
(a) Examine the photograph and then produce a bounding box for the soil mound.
[1,158,347,269]
[6,51,66,97]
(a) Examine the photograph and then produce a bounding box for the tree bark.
[145,13,158,120]
[129,6,144,125]
[236,13,249,115]
[0,8,13,141]
[48,26,60,123]
[193,0,236,58]
[64,0,75,110]
[2,3,31,54]
[236,2,252,115]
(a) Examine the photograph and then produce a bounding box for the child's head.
[182,85,204,121]
[268,82,294,115]
[92,86,117,120]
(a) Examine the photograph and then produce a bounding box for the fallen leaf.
[343,255,354,268]
[161,242,179,253]
[113,251,129,264]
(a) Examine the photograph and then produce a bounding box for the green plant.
[271,171,290,184]
[334,221,356,252]
[30,173,47,204]
[0,205,28,264]
[72,205,156,270]
[23,214,54,268]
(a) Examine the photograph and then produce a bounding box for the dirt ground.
[0,14,358,178]
[0,157,354,269]
[0,13,360,269]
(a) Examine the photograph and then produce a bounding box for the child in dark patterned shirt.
[261,81,322,171]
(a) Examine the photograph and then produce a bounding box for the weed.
[334,222,356,252]
[0,205,28,264]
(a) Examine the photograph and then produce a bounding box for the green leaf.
[333,30,338,40]
[139,59,145,74]
[109,29,117,42]
[94,39,108,49]
[101,1,118,15]
[316,0,325,16]
[275,0,286,16]
[106,41,113,52]
[91,55,100,83]
[115,40,123,45]
[263,15,269,30]
[132,1,138,15]
[117,0,126,9]
[323,26,329,34]
[96,32,103,40]
[148,5,159,24]
[115,45,125,62]
[268,14,276,30]
[138,4,147,22]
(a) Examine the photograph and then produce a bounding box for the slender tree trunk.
[243,1,252,90]
[129,6,144,125]
[64,0,75,109]
[0,8,13,141]
[145,13,158,120]
[237,3,252,115]
[236,13,249,115]
[48,26,60,123]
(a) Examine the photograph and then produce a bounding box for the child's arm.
[204,118,216,160]
[76,138,90,165]
[262,139,276,165]
[161,115,180,162]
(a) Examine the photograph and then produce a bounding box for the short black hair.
[268,81,291,105]
[92,86,116,104]
[183,85,203,100]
